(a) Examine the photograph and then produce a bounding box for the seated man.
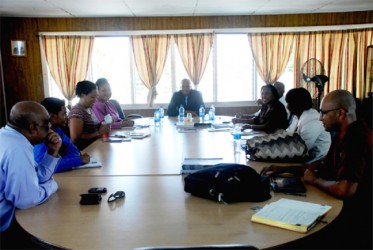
[0,101,62,249]
[167,78,205,117]
[34,97,91,172]
[261,90,372,249]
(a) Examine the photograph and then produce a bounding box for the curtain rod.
[38,23,373,36]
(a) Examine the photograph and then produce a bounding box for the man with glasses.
[261,90,372,249]
[0,101,62,248]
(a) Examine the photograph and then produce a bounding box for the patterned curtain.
[294,29,373,99]
[130,35,170,107]
[41,36,94,105]
[248,33,295,84]
[174,33,213,88]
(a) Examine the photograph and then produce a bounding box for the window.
[46,33,294,107]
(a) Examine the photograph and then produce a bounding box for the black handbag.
[184,163,271,204]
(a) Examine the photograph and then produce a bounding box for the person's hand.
[260,165,284,177]
[256,99,264,106]
[122,119,135,127]
[241,124,252,131]
[232,117,241,124]
[45,130,62,157]
[304,169,318,184]
[80,152,91,164]
[235,112,242,118]
[98,123,111,137]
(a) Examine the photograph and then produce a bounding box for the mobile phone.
[88,187,107,194]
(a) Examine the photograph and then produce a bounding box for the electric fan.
[300,58,329,111]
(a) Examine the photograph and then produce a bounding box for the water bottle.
[199,105,205,122]
[209,105,215,121]
[232,124,242,153]
[154,109,160,126]
[159,105,164,119]
[179,105,185,122]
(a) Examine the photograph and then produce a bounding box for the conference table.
[15,116,343,250]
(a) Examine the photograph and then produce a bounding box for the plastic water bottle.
[159,105,164,119]
[179,105,185,122]
[154,109,160,126]
[199,105,205,122]
[209,105,215,121]
[232,124,242,153]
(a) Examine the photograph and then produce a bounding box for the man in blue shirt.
[167,78,205,117]
[34,97,90,172]
[0,101,62,248]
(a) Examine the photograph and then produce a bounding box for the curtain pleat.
[248,33,294,84]
[42,36,94,105]
[130,35,170,106]
[174,33,213,88]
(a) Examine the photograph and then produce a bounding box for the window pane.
[91,37,132,104]
[216,34,254,102]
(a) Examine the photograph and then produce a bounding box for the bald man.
[167,79,205,117]
[261,90,372,248]
[0,101,62,248]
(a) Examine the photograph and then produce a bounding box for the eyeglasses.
[107,191,125,202]
[320,108,347,116]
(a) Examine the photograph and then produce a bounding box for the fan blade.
[303,73,311,82]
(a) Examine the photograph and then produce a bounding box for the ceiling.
[1,0,372,18]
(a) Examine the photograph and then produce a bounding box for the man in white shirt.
[0,101,62,249]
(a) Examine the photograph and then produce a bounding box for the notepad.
[73,157,102,169]
[251,198,332,233]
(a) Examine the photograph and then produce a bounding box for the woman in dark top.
[232,84,288,133]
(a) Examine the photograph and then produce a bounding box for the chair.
[108,99,125,119]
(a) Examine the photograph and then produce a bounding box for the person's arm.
[69,117,104,143]
[304,170,358,199]
[92,100,106,124]
[167,93,179,117]
[4,147,58,210]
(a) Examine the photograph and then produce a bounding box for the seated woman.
[232,84,288,133]
[92,78,134,129]
[285,87,331,163]
[69,80,111,150]
[34,97,90,172]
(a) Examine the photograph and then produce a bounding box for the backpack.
[184,163,271,204]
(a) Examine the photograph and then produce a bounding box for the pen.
[284,192,307,197]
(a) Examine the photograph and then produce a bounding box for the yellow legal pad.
[251,198,332,233]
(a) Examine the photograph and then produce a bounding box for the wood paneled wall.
[1,11,372,116]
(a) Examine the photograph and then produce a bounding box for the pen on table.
[284,192,307,197]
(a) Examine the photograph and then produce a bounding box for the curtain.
[294,29,373,99]
[130,35,170,106]
[42,36,94,105]
[248,33,295,84]
[174,33,213,88]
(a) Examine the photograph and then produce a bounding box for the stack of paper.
[251,198,332,233]
[73,157,102,169]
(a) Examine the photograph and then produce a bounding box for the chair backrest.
[108,99,125,119]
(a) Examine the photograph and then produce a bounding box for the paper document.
[251,198,332,233]
[73,157,102,169]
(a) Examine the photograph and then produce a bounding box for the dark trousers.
[0,217,67,250]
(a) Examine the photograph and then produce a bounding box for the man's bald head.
[322,90,357,122]
[9,101,49,130]
[181,79,192,96]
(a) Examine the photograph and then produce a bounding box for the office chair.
[134,244,258,250]
[108,99,144,119]
[108,99,125,119]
